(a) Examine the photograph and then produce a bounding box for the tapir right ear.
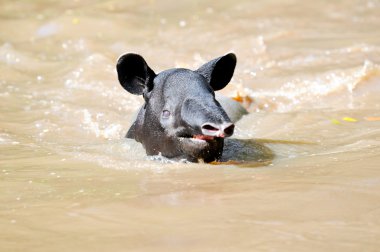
[116,53,156,95]
[196,53,237,91]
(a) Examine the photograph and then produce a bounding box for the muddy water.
[1,0,380,251]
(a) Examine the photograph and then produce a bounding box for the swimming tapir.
[117,53,243,163]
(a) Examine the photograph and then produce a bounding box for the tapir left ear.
[196,53,237,91]
[116,53,156,95]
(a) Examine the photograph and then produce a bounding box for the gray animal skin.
[117,53,241,163]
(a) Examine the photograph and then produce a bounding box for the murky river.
[1,0,380,251]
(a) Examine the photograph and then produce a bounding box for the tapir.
[117,53,256,163]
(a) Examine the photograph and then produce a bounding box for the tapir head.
[117,53,237,162]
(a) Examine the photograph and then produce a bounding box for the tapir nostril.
[201,122,235,138]
[202,124,219,132]
[223,123,235,137]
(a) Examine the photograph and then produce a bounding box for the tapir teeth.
[193,135,215,141]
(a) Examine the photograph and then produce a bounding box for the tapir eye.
[162,110,171,118]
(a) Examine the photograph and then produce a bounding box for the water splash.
[247,61,380,112]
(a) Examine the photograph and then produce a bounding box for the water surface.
[1,0,380,251]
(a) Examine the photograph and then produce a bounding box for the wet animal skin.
[117,53,237,162]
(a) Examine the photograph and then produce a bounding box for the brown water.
[1,0,380,251]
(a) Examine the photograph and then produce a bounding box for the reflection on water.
[1,0,380,251]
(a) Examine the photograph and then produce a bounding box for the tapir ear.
[196,53,237,91]
[116,53,156,95]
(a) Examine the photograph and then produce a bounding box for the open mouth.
[178,134,219,143]
[177,134,224,162]
[192,135,215,141]
[179,135,221,142]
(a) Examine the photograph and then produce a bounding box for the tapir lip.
[179,136,217,143]
[193,135,216,141]
[177,134,222,142]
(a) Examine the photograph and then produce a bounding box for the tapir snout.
[179,96,235,139]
